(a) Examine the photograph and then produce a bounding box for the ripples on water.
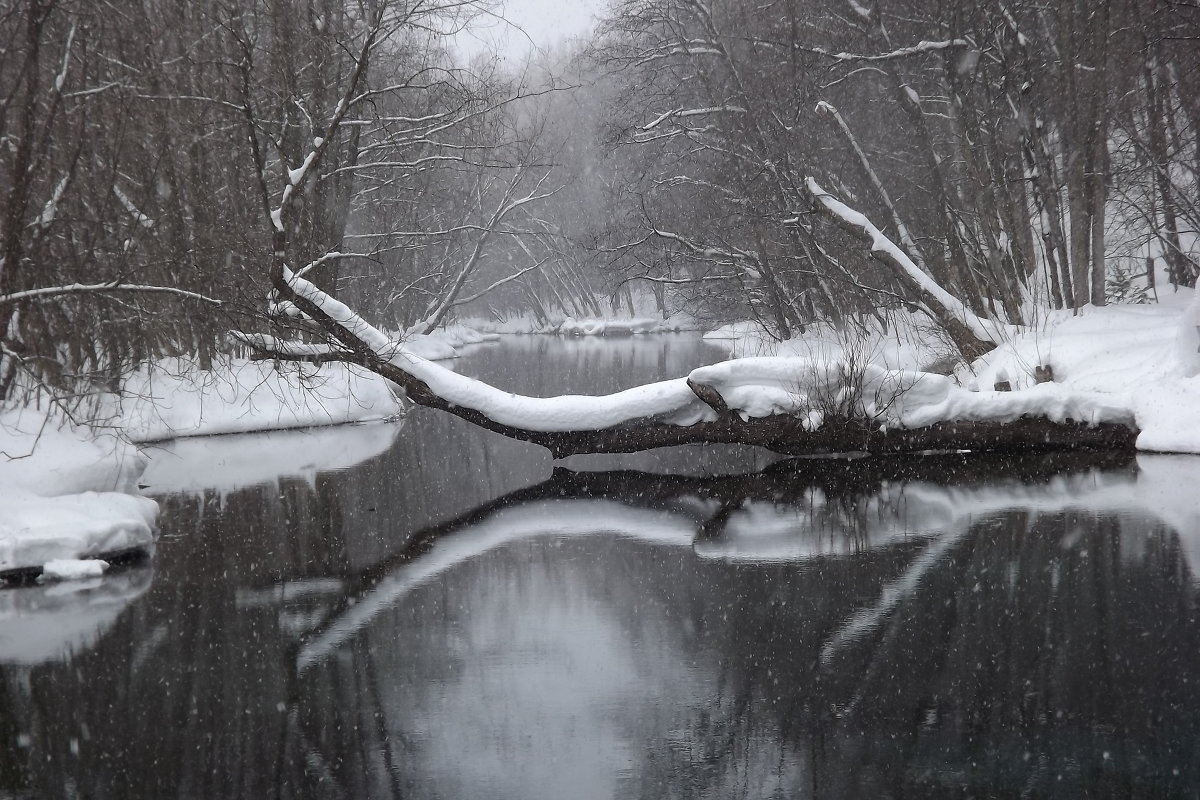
[2,335,1199,798]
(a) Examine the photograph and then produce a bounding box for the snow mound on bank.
[121,357,400,442]
[964,289,1200,453]
[704,311,953,370]
[1,408,157,576]
[399,323,500,360]
[1132,378,1200,453]
[0,407,143,495]
[1,491,156,576]
[698,293,1198,452]
[686,358,1131,429]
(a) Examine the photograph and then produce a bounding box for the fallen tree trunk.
[246,265,1139,459]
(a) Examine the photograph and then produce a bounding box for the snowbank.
[0,408,157,576]
[702,320,776,348]
[964,290,1200,453]
[120,357,400,442]
[1134,378,1200,453]
[704,312,952,370]
[558,316,696,336]
[1,491,154,575]
[398,322,500,360]
[698,293,1199,452]
[0,407,143,495]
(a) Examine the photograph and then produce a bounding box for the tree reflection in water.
[2,448,1199,798]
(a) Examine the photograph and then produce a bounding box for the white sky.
[451,0,604,64]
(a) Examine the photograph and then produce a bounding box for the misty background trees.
[1,0,1197,405]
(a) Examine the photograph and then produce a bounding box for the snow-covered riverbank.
[1,355,404,577]
[704,288,1200,454]
[120,358,400,442]
[0,408,156,578]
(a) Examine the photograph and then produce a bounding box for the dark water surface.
[3,334,1200,798]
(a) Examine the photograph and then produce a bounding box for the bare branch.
[0,282,222,307]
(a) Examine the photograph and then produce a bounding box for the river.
[2,334,1199,798]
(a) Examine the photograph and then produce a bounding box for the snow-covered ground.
[396,322,500,360]
[705,289,1200,453]
[120,357,400,442]
[0,407,156,577]
[964,290,1200,453]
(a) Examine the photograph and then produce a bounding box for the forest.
[2,0,1197,393]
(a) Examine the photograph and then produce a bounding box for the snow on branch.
[292,251,378,280]
[0,282,221,307]
[651,229,761,279]
[803,177,1010,346]
[36,175,70,231]
[633,38,724,66]
[267,12,383,234]
[798,39,969,63]
[112,185,155,229]
[814,101,927,274]
[54,24,76,93]
[641,105,747,132]
[274,266,399,356]
[230,332,353,362]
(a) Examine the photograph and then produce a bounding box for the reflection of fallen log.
[353,451,1133,582]
[296,452,1135,673]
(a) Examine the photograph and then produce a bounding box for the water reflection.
[137,421,402,496]
[291,453,1200,799]
[1,336,1199,798]
[0,564,152,665]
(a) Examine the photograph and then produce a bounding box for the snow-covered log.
[253,266,1138,458]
